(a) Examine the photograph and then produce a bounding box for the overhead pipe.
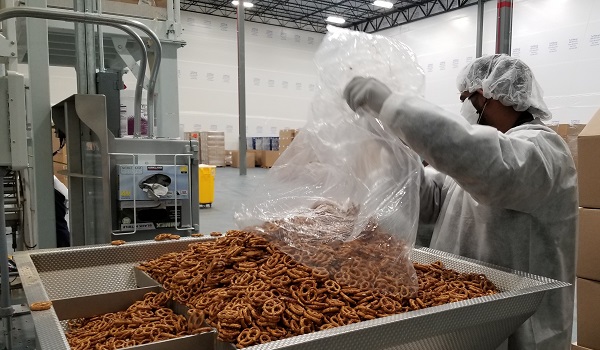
[0,7,161,138]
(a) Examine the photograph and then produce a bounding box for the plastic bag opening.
[235,27,425,295]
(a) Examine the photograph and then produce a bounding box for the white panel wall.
[177,12,323,149]
[381,0,600,124]
[22,0,600,143]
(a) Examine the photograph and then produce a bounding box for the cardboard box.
[261,150,279,168]
[225,150,233,166]
[578,277,600,349]
[279,129,298,151]
[231,151,255,168]
[577,208,600,281]
[52,128,68,164]
[279,129,296,139]
[53,161,68,187]
[579,109,600,208]
[548,123,585,168]
[249,150,262,167]
[572,343,595,350]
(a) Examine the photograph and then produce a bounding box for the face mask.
[460,98,479,125]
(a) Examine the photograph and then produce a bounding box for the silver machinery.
[0,1,197,345]
[1,0,199,248]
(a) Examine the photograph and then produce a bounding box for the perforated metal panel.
[14,240,569,350]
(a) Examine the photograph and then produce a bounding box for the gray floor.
[199,167,269,234]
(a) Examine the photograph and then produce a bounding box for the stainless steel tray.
[13,238,569,350]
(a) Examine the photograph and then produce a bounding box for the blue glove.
[343,77,392,114]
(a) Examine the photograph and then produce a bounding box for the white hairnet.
[456,54,551,120]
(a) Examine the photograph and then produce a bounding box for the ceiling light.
[373,0,393,9]
[326,16,345,24]
[232,1,254,8]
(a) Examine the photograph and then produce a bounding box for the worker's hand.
[343,77,392,115]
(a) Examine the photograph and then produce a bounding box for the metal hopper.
[13,238,569,350]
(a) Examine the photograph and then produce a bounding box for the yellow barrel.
[198,164,216,206]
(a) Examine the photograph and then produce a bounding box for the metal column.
[237,2,247,176]
[74,0,97,93]
[155,42,183,138]
[476,0,484,58]
[26,0,56,248]
[495,0,513,55]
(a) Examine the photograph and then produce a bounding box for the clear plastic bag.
[235,27,425,293]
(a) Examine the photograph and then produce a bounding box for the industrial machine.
[1,0,198,247]
[0,0,197,345]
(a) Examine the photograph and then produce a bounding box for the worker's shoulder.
[507,122,563,142]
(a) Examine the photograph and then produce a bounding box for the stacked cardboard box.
[260,151,279,168]
[199,132,226,166]
[575,109,600,350]
[230,150,255,168]
[248,137,279,151]
[279,129,297,153]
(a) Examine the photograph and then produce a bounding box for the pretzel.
[237,327,261,347]
[30,301,52,311]
[154,233,180,241]
[191,233,204,237]
[136,230,499,348]
[187,309,205,330]
[110,240,126,246]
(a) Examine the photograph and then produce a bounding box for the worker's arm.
[379,94,569,213]
[419,166,445,225]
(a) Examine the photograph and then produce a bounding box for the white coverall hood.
[456,54,552,121]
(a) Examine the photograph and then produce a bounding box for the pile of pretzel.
[137,230,498,348]
[65,291,211,350]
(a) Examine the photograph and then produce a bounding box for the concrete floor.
[199,167,269,234]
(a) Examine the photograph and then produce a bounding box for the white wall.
[24,0,600,142]
[177,12,323,148]
[20,13,323,150]
[381,0,600,124]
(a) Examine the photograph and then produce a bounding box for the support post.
[26,0,56,248]
[495,0,513,55]
[476,0,484,58]
[237,2,247,176]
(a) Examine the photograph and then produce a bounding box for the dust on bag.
[235,27,425,293]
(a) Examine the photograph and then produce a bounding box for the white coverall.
[379,94,578,350]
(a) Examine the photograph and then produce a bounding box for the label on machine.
[117,165,190,201]
[118,205,184,231]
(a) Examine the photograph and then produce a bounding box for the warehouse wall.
[177,12,322,149]
[381,0,600,124]
[22,12,322,150]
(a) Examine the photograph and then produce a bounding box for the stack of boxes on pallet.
[279,129,297,153]
[573,109,600,350]
[185,131,226,166]
[201,132,226,167]
[229,129,299,169]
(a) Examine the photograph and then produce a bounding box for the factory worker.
[344,54,577,350]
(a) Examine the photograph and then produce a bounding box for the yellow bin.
[198,164,216,207]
